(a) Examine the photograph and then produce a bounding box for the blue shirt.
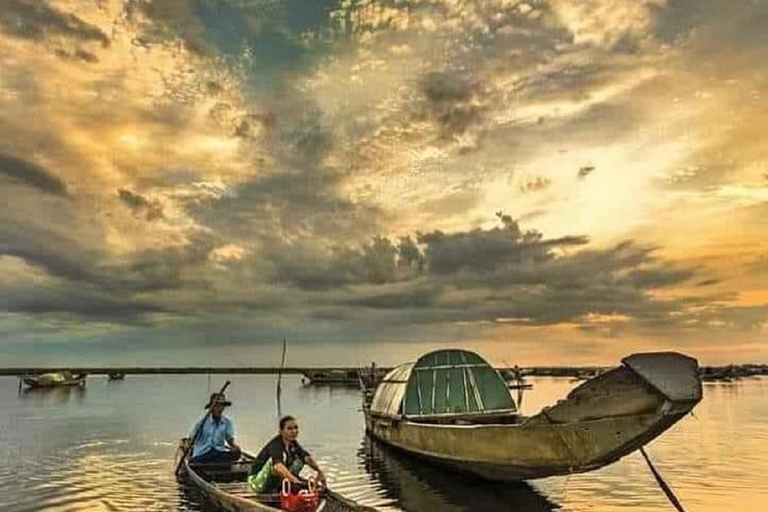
[189,415,235,459]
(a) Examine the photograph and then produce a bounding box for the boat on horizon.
[363,348,702,482]
[22,371,87,389]
[301,365,389,389]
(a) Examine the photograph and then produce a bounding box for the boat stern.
[622,352,702,416]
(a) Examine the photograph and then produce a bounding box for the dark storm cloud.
[418,71,485,138]
[418,216,588,275]
[652,0,768,51]
[124,0,210,55]
[118,188,165,221]
[266,236,399,291]
[0,0,109,46]
[1,281,162,321]
[0,153,68,197]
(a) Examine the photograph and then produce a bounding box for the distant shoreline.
[2,364,766,379]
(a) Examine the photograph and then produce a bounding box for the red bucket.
[280,478,321,512]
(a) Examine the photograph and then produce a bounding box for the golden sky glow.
[0,0,766,365]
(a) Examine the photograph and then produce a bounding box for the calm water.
[1,374,766,512]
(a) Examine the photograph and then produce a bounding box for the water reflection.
[19,385,87,404]
[359,436,560,512]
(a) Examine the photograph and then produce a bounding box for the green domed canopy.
[370,349,517,419]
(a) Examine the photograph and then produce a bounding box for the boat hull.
[364,352,701,482]
[365,408,690,481]
[179,450,365,512]
[180,457,279,512]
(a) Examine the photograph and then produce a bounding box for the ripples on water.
[1,375,766,512]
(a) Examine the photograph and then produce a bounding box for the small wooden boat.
[22,371,87,389]
[108,372,126,381]
[364,349,702,482]
[177,449,375,512]
[302,370,361,387]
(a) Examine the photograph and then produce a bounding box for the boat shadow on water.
[359,436,561,512]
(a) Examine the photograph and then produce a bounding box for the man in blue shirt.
[187,392,241,463]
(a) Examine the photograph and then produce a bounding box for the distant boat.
[108,372,126,381]
[22,371,87,389]
[364,348,702,482]
[301,366,388,388]
[498,368,533,390]
[302,369,360,386]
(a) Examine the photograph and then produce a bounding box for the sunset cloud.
[0,0,766,365]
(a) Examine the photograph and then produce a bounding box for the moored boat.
[108,372,126,381]
[363,348,702,482]
[302,370,361,387]
[22,371,87,389]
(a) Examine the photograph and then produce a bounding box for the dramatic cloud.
[0,153,68,197]
[0,0,766,365]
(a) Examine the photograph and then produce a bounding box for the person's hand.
[315,470,326,485]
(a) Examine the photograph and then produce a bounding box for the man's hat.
[205,392,232,409]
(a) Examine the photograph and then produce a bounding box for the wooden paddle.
[174,379,231,477]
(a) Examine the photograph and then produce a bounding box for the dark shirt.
[253,435,310,471]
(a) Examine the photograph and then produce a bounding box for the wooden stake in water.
[640,446,687,512]
[276,337,287,418]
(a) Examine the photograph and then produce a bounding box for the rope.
[639,446,687,512]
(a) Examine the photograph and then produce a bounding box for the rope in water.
[639,446,687,512]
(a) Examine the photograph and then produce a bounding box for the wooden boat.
[108,372,126,381]
[363,349,702,482]
[177,449,376,512]
[22,371,87,389]
[302,370,361,387]
[302,366,389,388]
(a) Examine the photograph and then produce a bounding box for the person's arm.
[272,461,302,484]
[225,419,240,453]
[297,444,324,483]
[188,418,203,441]
[304,455,325,484]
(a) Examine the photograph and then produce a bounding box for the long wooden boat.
[364,349,702,482]
[22,371,87,389]
[178,449,376,512]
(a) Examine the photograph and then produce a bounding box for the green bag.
[248,458,305,493]
[248,459,273,493]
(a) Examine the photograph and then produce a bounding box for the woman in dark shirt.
[249,415,326,493]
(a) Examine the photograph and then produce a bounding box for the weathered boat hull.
[180,456,280,512]
[365,352,701,482]
[179,450,368,512]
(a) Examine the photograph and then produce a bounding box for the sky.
[0,0,766,367]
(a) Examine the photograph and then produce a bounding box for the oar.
[174,380,231,478]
